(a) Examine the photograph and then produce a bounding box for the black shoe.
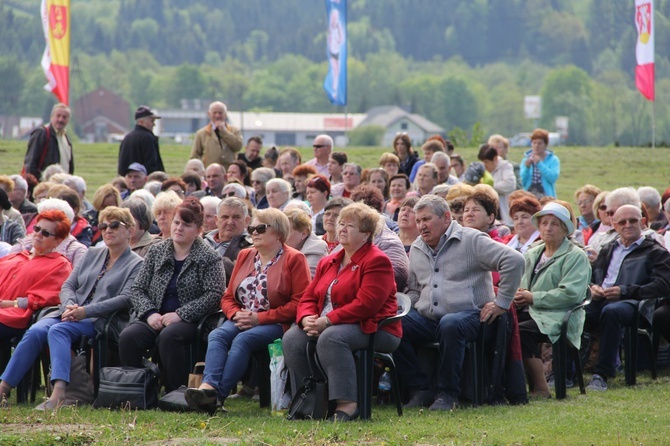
[403,389,434,409]
[327,407,360,422]
[185,388,219,415]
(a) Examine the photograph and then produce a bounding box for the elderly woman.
[152,190,183,240]
[478,144,516,226]
[327,151,347,185]
[0,210,72,345]
[574,184,602,231]
[122,198,160,258]
[513,202,591,398]
[285,208,328,278]
[266,178,292,211]
[0,190,24,245]
[118,198,225,393]
[200,196,222,234]
[283,202,401,422]
[393,133,419,177]
[331,163,362,199]
[250,167,276,210]
[185,208,311,414]
[383,174,410,221]
[0,207,143,410]
[292,165,317,201]
[305,175,330,236]
[321,197,352,253]
[584,191,611,246]
[46,185,93,247]
[84,184,122,246]
[506,196,542,253]
[398,196,420,253]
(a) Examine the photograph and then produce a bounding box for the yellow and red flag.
[635,0,654,101]
[41,0,70,105]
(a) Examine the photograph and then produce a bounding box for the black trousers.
[518,313,549,360]
[118,320,196,393]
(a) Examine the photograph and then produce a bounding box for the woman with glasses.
[321,197,352,253]
[0,207,144,410]
[186,208,311,414]
[119,198,225,394]
[250,167,275,210]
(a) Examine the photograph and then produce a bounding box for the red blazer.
[297,242,401,337]
[221,245,311,331]
[0,251,72,329]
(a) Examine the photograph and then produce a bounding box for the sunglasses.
[223,191,237,197]
[614,218,640,226]
[313,144,328,149]
[99,221,127,231]
[598,205,607,211]
[33,225,56,238]
[606,211,615,216]
[247,224,268,235]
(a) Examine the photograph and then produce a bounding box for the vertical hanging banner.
[41,0,71,105]
[634,0,654,101]
[323,0,347,106]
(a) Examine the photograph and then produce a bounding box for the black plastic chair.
[552,289,591,400]
[623,298,658,386]
[355,292,411,420]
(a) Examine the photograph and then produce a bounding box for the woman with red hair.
[0,210,72,341]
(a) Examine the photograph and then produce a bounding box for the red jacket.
[297,242,401,337]
[0,251,72,329]
[221,245,311,331]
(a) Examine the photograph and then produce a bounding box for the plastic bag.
[268,338,290,412]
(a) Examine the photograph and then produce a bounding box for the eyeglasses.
[247,224,268,235]
[99,221,127,231]
[606,211,615,216]
[33,225,56,238]
[576,199,593,206]
[313,144,328,149]
[598,205,607,211]
[614,218,640,226]
[223,191,237,197]
[252,180,262,185]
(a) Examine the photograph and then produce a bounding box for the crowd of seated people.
[2,120,670,424]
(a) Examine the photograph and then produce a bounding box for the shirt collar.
[617,236,645,250]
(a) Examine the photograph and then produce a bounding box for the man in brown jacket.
[190,101,243,169]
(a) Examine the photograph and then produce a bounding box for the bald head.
[612,204,644,247]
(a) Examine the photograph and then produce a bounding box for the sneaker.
[586,374,608,391]
[546,373,574,389]
[429,392,459,411]
[403,389,434,409]
[229,385,256,399]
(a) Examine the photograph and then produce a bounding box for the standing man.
[191,101,243,169]
[237,136,263,170]
[305,134,333,176]
[118,106,165,176]
[24,103,73,180]
[520,129,560,199]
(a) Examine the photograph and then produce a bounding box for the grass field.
[1,140,670,200]
[2,139,670,445]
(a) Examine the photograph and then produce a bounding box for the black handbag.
[158,385,194,412]
[93,359,160,410]
[286,342,330,420]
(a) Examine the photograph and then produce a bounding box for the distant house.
[0,116,42,139]
[72,87,130,142]
[357,106,446,147]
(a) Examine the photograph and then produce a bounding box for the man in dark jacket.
[117,106,165,176]
[24,103,73,180]
[585,204,670,391]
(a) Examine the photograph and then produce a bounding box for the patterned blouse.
[236,247,283,312]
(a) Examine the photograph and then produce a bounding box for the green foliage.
[346,125,386,146]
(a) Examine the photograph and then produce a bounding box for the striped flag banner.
[41,0,71,105]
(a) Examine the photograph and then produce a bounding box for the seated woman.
[46,185,93,248]
[291,165,317,202]
[266,179,292,211]
[505,196,542,254]
[284,208,328,278]
[513,202,591,398]
[0,210,72,345]
[118,198,224,393]
[397,196,419,253]
[185,208,311,414]
[321,197,352,254]
[83,184,122,246]
[383,174,410,221]
[305,175,330,236]
[283,203,402,422]
[122,198,161,258]
[0,207,143,410]
[152,190,183,240]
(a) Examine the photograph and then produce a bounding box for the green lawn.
[2,140,670,200]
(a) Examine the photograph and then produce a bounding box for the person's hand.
[62,304,86,322]
[602,286,622,301]
[147,313,163,331]
[301,315,321,337]
[480,302,506,324]
[513,289,533,307]
[233,310,259,331]
[161,312,182,328]
[585,247,598,263]
[590,285,605,301]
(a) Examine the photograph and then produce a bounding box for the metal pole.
[652,98,655,149]
[344,106,348,148]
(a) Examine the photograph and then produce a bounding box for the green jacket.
[521,238,591,348]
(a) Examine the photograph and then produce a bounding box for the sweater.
[408,221,524,321]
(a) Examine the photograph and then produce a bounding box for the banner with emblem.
[634,0,654,101]
[41,0,71,105]
[323,0,347,106]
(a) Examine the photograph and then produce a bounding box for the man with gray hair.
[394,195,524,410]
[306,134,333,176]
[431,152,459,186]
[63,175,93,213]
[331,162,361,198]
[638,186,667,231]
[191,101,243,169]
[24,103,73,180]
[204,197,252,281]
[8,175,37,215]
[118,105,164,176]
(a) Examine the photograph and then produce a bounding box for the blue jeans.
[202,320,283,398]
[393,309,482,398]
[0,317,95,387]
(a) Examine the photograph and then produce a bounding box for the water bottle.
[377,368,392,405]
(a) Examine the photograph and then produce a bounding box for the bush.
[347,125,386,146]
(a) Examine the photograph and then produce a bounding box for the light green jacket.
[521,238,591,348]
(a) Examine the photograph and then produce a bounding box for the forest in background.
[0,0,669,145]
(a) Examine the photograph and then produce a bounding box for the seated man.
[394,195,524,410]
[585,204,670,391]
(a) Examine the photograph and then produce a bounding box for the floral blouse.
[236,247,283,312]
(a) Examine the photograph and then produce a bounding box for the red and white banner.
[635,0,654,101]
[41,0,70,105]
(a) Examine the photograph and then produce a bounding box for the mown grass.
[1,140,670,200]
[1,372,670,445]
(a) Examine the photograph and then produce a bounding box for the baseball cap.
[126,162,148,176]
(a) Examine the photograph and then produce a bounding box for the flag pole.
[652,95,655,149]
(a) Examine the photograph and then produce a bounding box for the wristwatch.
[325,317,332,327]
